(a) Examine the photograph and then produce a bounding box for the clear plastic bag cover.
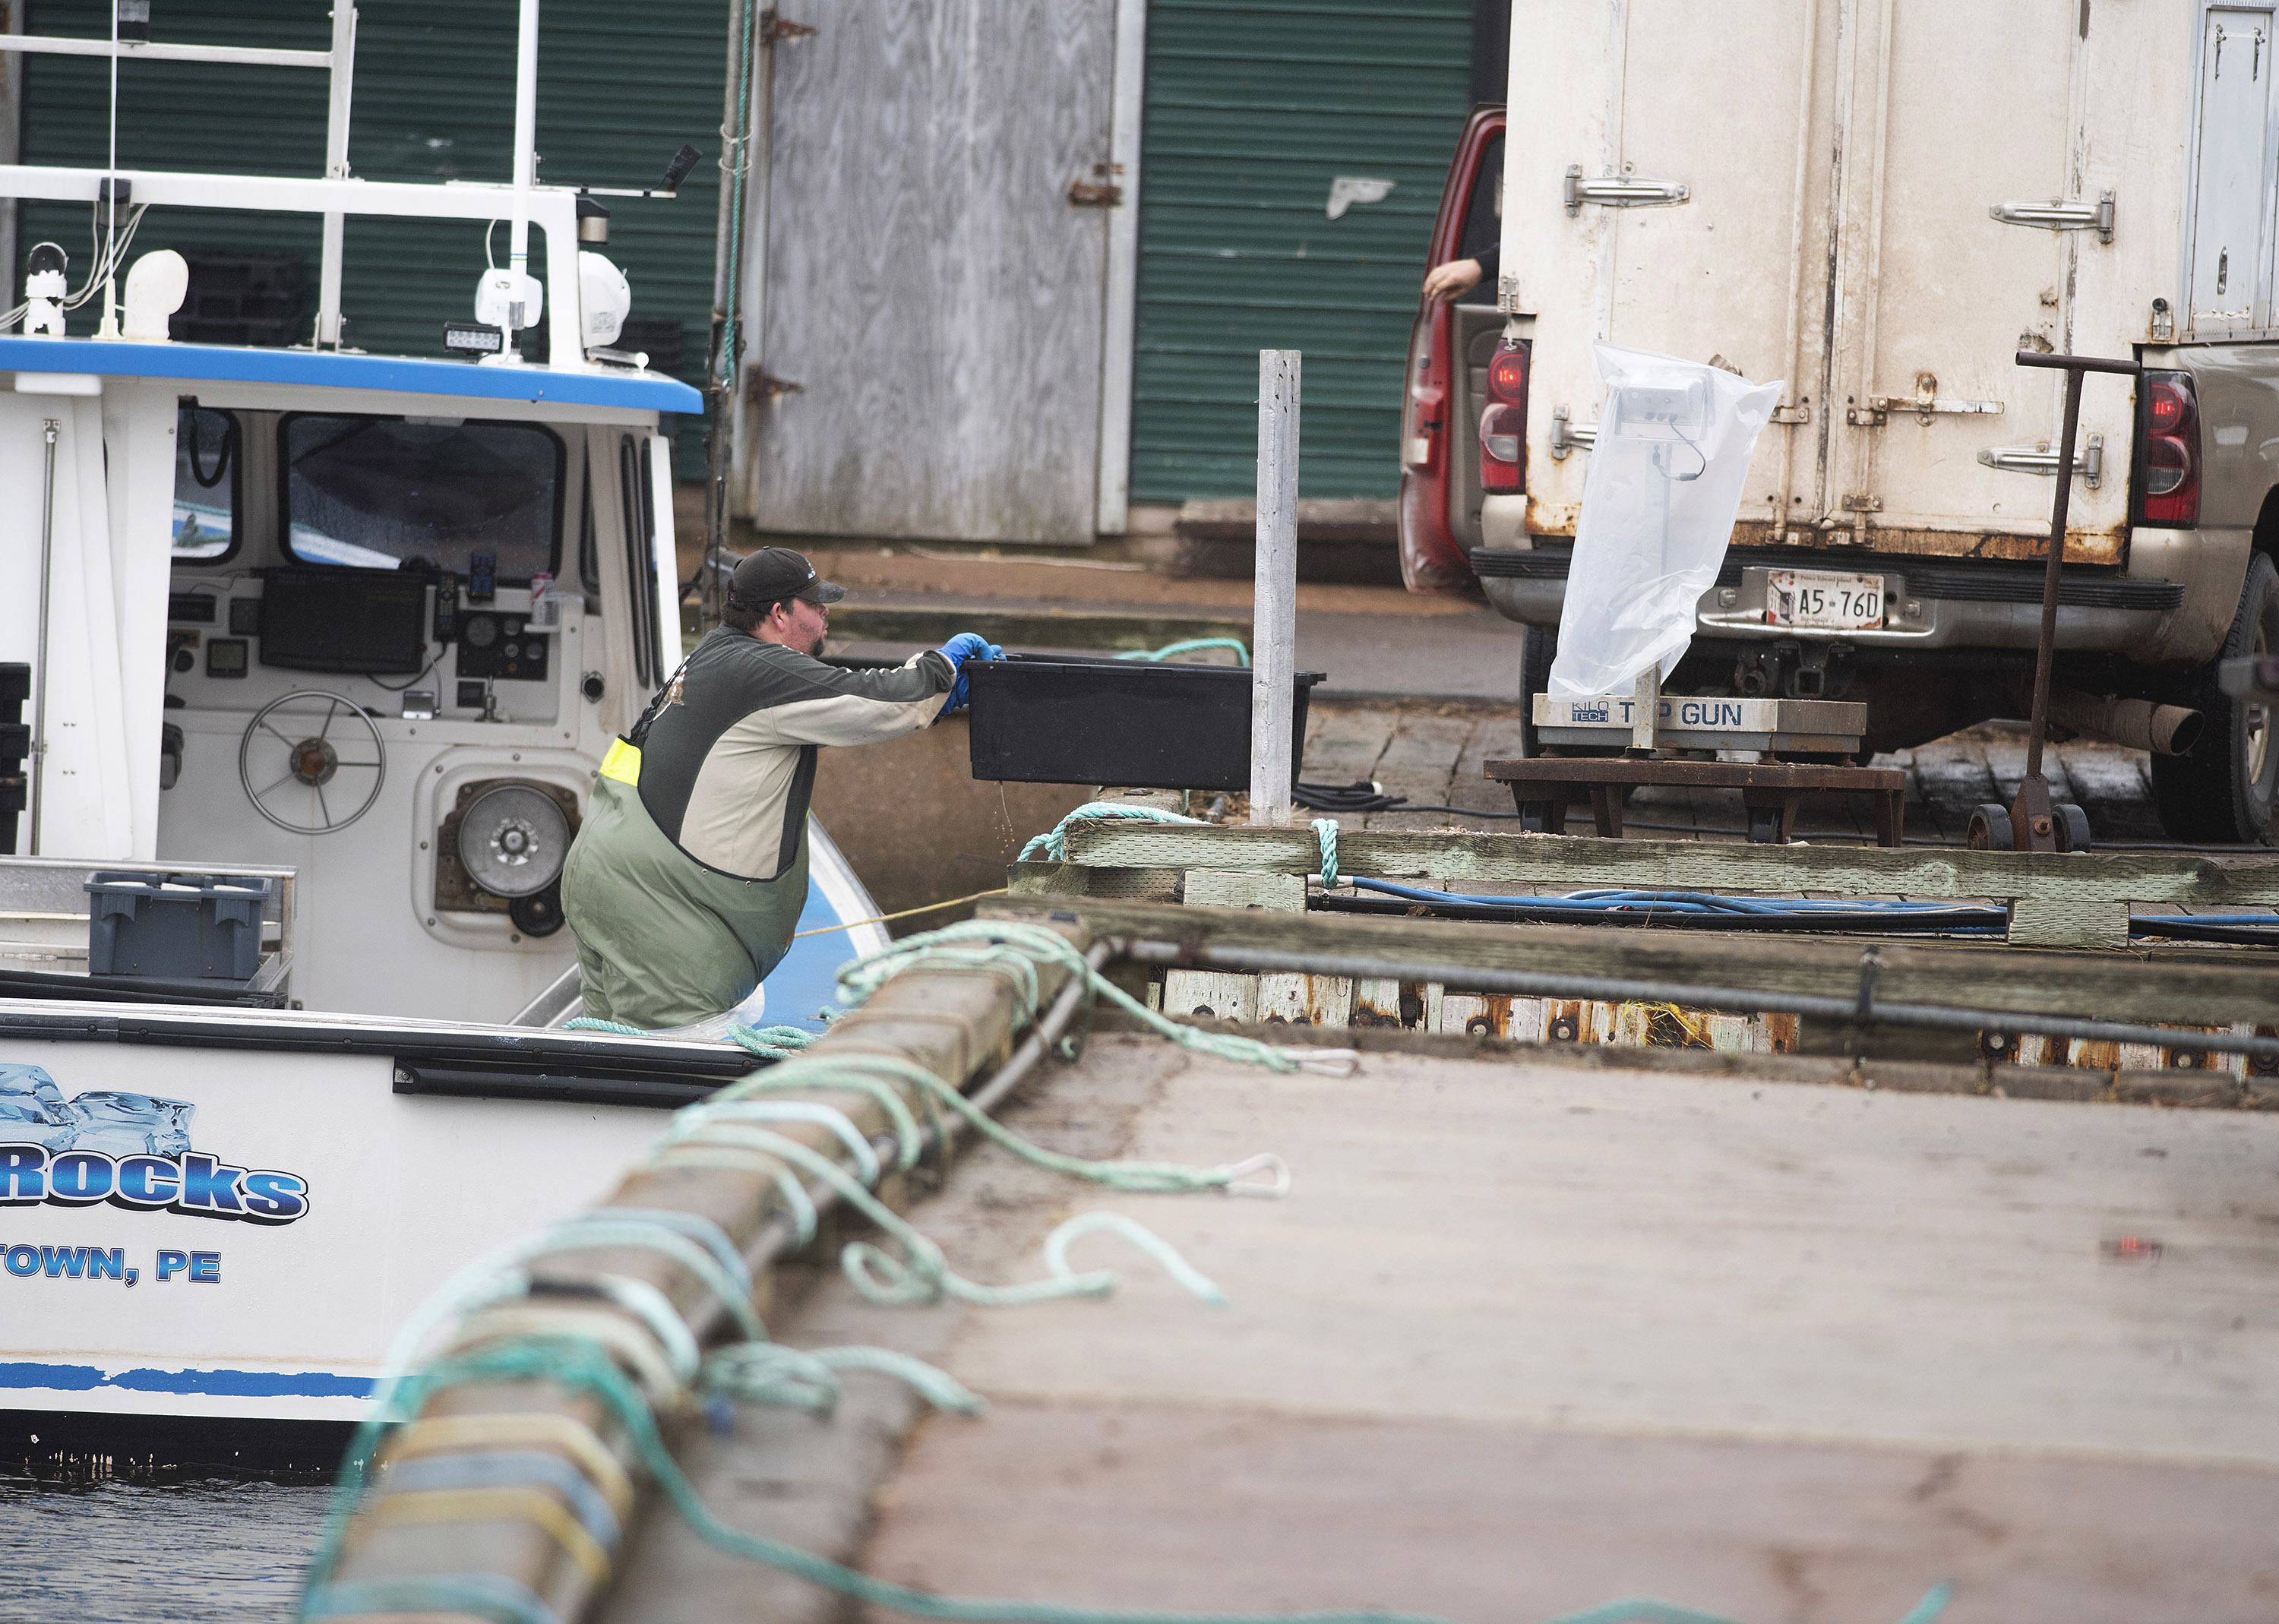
[1546,343,1782,699]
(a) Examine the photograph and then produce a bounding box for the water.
[0,1480,327,1622]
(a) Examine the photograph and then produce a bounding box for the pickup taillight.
[2137,370,2200,528]
[1478,337,1529,494]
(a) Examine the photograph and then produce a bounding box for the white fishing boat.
[0,5,886,1461]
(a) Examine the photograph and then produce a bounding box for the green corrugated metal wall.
[19,0,725,463]
[1130,0,1472,504]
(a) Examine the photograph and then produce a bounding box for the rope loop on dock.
[1016,801,1203,864]
[700,1341,988,1417]
[1041,1212,1227,1307]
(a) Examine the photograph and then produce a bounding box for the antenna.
[96,0,127,337]
[575,144,704,201]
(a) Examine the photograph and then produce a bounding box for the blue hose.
[1351,879,1987,917]
[1342,880,2279,942]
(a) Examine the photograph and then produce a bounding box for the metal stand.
[1968,349,2139,854]
[1629,668,1658,753]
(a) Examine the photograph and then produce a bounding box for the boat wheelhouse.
[0,5,884,1445]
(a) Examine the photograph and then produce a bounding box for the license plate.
[1765,569,1885,630]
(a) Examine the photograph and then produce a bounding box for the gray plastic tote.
[1546,343,1781,700]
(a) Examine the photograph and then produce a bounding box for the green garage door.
[17,0,723,461]
[1130,0,1471,504]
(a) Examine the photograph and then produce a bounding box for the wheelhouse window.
[174,406,239,559]
[279,414,564,580]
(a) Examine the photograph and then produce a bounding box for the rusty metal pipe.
[2045,687,2203,757]
[1121,938,2279,1064]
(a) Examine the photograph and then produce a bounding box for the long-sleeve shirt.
[634,628,953,880]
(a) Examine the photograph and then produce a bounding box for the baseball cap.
[728,546,846,608]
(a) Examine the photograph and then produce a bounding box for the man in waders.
[562,546,994,1029]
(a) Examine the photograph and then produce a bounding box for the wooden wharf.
[304,905,2279,1624]
[1019,818,2279,950]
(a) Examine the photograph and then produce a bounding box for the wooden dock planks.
[600,1034,2279,1623]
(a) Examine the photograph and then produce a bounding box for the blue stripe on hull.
[760,883,861,1032]
[0,336,703,412]
[0,1360,375,1398]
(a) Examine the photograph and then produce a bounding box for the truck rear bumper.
[1471,546,2187,656]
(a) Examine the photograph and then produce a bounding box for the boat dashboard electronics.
[455,611,549,681]
[258,566,428,675]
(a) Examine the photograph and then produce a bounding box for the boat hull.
[0,1039,672,1423]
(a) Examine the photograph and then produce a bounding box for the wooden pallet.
[1484,757,1908,845]
[1019,820,2279,949]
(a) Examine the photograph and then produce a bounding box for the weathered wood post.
[1252,349,1301,827]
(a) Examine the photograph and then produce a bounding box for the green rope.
[724,1047,1288,1195]
[564,1014,817,1060]
[1891,1589,1955,1624]
[1018,802,1202,863]
[716,1067,937,1174]
[646,1118,1218,1309]
[1116,637,1250,666]
[836,920,1356,1081]
[729,1023,821,1058]
[701,1341,988,1417]
[1310,818,1339,889]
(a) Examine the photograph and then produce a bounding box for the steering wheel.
[239,690,388,834]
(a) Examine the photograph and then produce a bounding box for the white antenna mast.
[496,0,539,363]
[95,0,129,337]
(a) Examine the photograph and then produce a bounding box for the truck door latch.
[1548,405,1598,459]
[1850,374,2005,426]
[1977,433,2104,489]
[1563,165,1690,215]
[1989,190,2116,245]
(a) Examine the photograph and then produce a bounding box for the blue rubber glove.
[937,632,997,665]
[936,633,1002,715]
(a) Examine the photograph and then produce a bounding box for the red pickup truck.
[1397,105,1504,600]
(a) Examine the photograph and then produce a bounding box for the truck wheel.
[2150,552,2279,844]
[1519,625,1555,757]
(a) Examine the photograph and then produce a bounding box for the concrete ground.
[599,1033,2279,1624]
